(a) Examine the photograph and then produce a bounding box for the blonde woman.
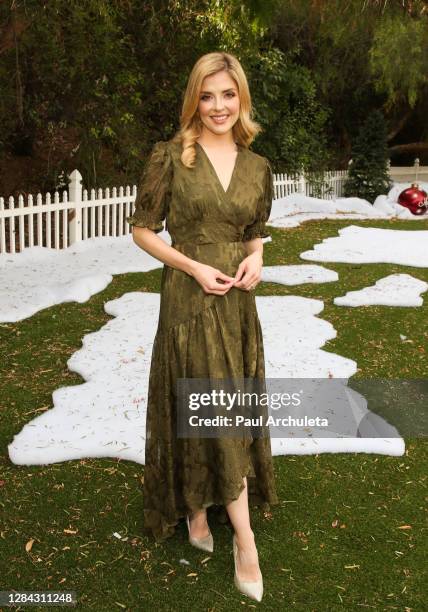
[127,51,278,602]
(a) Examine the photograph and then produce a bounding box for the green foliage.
[245,46,332,174]
[369,15,428,109]
[272,0,428,165]
[344,109,393,203]
[0,0,332,193]
[0,0,427,195]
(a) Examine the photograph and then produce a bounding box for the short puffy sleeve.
[126,140,172,233]
[242,157,274,241]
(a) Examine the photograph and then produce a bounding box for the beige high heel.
[186,514,214,553]
[233,534,263,602]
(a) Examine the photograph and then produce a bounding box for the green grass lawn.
[0,218,427,611]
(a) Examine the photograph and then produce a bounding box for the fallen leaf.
[179,558,190,565]
[25,539,35,552]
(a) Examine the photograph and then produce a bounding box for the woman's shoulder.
[241,145,270,170]
[146,139,182,168]
[155,138,183,160]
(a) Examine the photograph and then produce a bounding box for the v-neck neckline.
[196,141,242,197]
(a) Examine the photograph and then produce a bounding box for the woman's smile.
[211,114,229,124]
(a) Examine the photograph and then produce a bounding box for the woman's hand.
[190,262,236,295]
[234,251,263,291]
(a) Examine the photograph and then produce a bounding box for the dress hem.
[141,458,280,544]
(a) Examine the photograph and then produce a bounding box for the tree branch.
[389,141,428,154]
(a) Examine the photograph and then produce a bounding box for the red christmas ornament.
[397,182,428,216]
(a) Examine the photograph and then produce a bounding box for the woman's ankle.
[235,528,255,549]
[189,509,207,522]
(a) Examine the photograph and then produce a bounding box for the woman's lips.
[210,115,229,124]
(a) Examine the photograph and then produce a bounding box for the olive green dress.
[127,138,279,542]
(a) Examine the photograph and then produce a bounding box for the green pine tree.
[344,109,392,204]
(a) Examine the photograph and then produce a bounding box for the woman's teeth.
[211,115,228,123]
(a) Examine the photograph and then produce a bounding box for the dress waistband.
[172,240,244,247]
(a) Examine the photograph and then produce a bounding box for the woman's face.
[197,70,240,136]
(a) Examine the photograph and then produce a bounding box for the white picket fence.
[0,159,426,254]
[0,170,137,254]
[387,158,428,183]
[273,170,348,200]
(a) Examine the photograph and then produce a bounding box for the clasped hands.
[192,251,263,296]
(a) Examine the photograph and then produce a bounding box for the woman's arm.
[243,236,263,258]
[132,227,197,276]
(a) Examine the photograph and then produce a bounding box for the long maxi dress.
[127,138,279,543]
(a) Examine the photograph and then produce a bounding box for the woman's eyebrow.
[200,88,236,94]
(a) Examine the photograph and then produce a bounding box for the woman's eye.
[200,92,236,101]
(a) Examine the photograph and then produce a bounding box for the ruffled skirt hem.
[142,460,280,544]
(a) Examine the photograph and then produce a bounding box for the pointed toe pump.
[186,514,214,553]
[232,534,263,602]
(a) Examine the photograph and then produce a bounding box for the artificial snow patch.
[0,234,169,323]
[300,225,428,268]
[258,296,404,456]
[269,180,428,229]
[261,265,338,285]
[8,293,404,465]
[8,291,161,466]
[269,194,386,229]
[334,273,428,307]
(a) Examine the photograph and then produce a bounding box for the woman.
[127,51,278,602]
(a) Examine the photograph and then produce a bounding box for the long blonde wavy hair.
[171,52,262,168]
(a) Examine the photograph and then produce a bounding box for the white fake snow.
[269,181,428,229]
[8,292,404,465]
[261,265,339,285]
[0,235,171,323]
[334,273,428,307]
[300,225,428,268]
